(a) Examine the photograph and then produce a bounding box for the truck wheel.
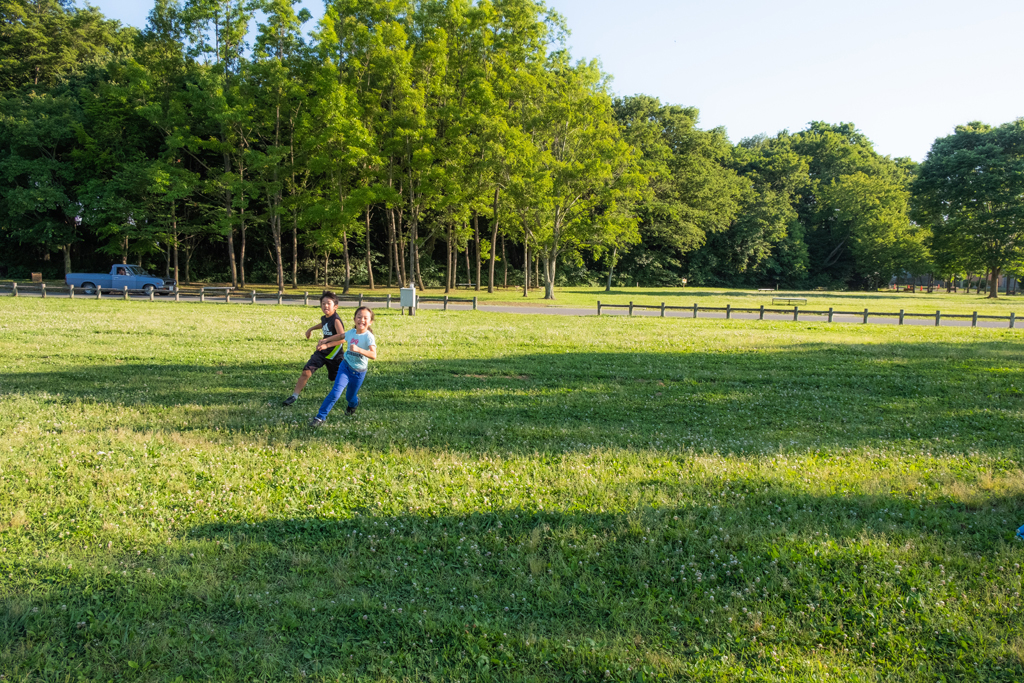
[143,284,155,296]
[81,282,96,295]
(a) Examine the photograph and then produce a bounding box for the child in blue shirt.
[310,306,377,425]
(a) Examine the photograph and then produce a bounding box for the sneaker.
[345,406,357,416]
[282,395,297,406]
[308,417,325,427]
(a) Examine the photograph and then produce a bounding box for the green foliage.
[913,120,1024,298]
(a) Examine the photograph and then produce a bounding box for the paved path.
[3,289,1018,329]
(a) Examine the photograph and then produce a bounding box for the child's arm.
[347,341,377,360]
[316,320,347,351]
[304,323,320,340]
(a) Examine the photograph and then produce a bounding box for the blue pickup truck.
[65,265,177,294]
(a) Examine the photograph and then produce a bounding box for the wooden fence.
[596,300,1017,328]
[0,282,480,312]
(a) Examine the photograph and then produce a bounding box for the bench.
[757,288,774,292]
[455,282,474,289]
[772,297,807,305]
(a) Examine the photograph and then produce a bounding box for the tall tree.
[913,120,1024,298]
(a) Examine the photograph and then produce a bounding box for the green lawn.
[1,298,1022,682]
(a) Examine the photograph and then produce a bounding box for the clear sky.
[89,0,1023,162]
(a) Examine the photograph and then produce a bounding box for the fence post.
[473,296,477,311]
[69,284,74,299]
[359,293,363,307]
[759,304,765,320]
[794,306,799,322]
[96,285,101,300]
[387,294,391,309]
[629,301,634,316]
[597,300,602,315]
[899,309,904,325]
[971,311,977,327]
[304,291,309,306]
[726,304,731,320]
[443,295,448,311]
[149,288,155,302]
[862,308,868,324]
[693,303,698,318]
[123,286,129,301]
[251,290,256,304]
[41,283,46,298]
[828,307,834,323]
[660,302,666,317]
[1010,312,1015,329]
[225,290,230,304]
[200,289,205,303]
[277,291,283,305]
[415,295,420,311]
[12,282,17,297]
[174,289,179,302]
[936,310,941,327]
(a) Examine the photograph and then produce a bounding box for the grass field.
[1,298,1023,682]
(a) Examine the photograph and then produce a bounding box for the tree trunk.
[342,229,351,294]
[487,188,500,293]
[62,244,72,276]
[171,203,179,285]
[396,210,408,285]
[292,213,298,288]
[502,234,507,288]
[473,212,481,292]
[605,245,617,292]
[239,204,247,288]
[522,233,528,297]
[988,266,1000,298]
[223,152,237,288]
[365,208,374,290]
[324,251,329,287]
[414,232,425,290]
[465,237,471,288]
[543,249,555,300]
[386,207,395,288]
[445,224,452,293]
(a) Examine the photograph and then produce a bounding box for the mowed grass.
[0,298,1022,682]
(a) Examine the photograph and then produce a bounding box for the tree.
[0,88,84,274]
[511,56,643,299]
[614,95,748,287]
[913,120,1024,298]
[817,171,929,289]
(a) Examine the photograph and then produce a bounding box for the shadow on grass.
[3,480,1023,682]
[1,341,1021,455]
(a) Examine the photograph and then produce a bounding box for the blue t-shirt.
[343,328,376,372]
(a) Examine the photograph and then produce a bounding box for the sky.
[89,0,1024,162]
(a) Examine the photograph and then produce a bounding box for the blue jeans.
[316,361,367,420]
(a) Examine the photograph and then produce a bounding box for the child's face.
[353,309,372,331]
[320,298,337,316]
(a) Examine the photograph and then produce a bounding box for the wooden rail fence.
[595,300,1017,328]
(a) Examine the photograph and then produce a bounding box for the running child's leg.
[316,368,351,421]
[292,368,314,394]
[345,368,367,409]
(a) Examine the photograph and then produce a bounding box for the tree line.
[2,0,1022,297]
